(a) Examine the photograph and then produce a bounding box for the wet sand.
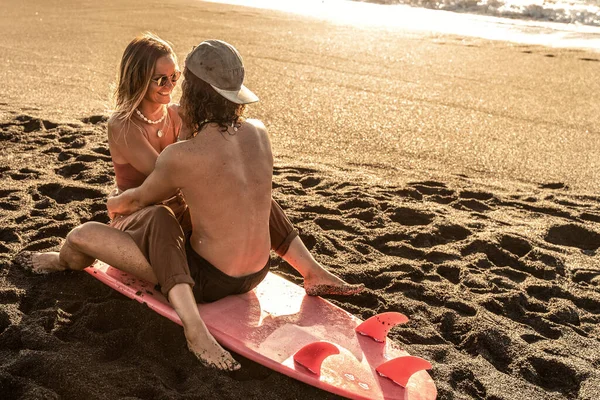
[1,0,600,399]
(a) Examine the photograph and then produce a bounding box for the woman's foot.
[304,270,365,296]
[14,251,66,274]
[185,328,241,371]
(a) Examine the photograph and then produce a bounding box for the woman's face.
[144,54,179,105]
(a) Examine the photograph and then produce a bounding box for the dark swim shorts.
[185,238,270,303]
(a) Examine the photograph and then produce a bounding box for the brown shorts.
[269,198,298,256]
[110,205,195,296]
[110,198,296,297]
[186,236,270,303]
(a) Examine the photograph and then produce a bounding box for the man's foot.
[14,251,66,274]
[186,329,241,371]
[304,270,365,297]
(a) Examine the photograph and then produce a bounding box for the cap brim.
[212,84,259,105]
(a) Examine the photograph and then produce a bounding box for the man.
[108,40,363,371]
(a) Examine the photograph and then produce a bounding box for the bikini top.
[111,107,180,191]
[112,162,147,192]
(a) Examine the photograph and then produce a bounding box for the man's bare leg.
[168,283,240,371]
[282,237,365,296]
[15,222,158,283]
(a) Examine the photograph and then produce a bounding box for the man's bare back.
[169,119,273,277]
[108,118,273,278]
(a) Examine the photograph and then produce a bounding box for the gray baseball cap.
[185,40,258,105]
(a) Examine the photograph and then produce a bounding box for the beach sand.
[1,0,600,399]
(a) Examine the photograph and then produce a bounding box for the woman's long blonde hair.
[112,32,177,122]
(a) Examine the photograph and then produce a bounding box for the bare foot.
[14,251,66,274]
[185,328,241,371]
[304,270,365,296]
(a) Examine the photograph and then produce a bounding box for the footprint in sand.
[388,206,435,226]
[460,325,519,374]
[337,197,378,211]
[452,199,492,212]
[0,192,23,211]
[506,198,574,220]
[409,181,455,197]
[37,183,104,204]
[579,212,600,223]
[30,223,75,242]
[0,228,21,252]
[8,168,41,181]
[499,235,532,257]
[81,115,108,124]
[84,174,113,185]
[436,265,461,284]
[299,204,341,215]
[314,217,362,235]
[517,355,581,397]
[76,153,111,163]
[298,176,321,189]
[383,188,423,201]
[545,223,600,251]
[42,146,62,155]
[539,182,568,190]
[459,190,495,201]
[55,162,89,178]
[15,115,58,133]
[572,269,600,286]
[91,146,110,156]
[58,135,87,149]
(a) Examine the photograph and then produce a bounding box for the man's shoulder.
[245,118,266,132]
[160,140,188,160]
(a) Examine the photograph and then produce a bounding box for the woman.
[16,33,363,370]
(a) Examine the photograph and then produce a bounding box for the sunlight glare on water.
[203,0,600,51]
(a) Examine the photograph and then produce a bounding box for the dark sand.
[1,1,600,399]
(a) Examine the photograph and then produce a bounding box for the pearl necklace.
[135,108,167,137]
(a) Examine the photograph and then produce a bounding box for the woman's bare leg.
[282,237,364,296]
[167,283,240,371]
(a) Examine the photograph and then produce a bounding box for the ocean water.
[204,0,600,51]
[363,0,600,26]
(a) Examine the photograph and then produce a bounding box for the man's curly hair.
[179,68,246,136]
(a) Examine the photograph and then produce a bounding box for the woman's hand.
[107,187,123,199]
[107,190,141,220]
[106,196,122,220]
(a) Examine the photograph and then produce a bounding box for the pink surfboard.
[85,262,437,400]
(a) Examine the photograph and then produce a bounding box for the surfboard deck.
[85,262,437,400]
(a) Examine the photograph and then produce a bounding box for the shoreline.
[204,0,600,51]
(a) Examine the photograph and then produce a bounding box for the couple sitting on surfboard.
[16,33,364,371]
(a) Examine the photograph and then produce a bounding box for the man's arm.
[107,146,181,218]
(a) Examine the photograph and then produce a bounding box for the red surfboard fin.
[376,356,432,387]
[293,341,340,375]
[355,312,409,342]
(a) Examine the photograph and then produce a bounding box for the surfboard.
[85,262,437,400]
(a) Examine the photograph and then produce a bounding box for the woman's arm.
[108,119,161,176]
[107,145,181,219]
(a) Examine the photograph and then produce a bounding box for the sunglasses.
[151,71,181,87]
